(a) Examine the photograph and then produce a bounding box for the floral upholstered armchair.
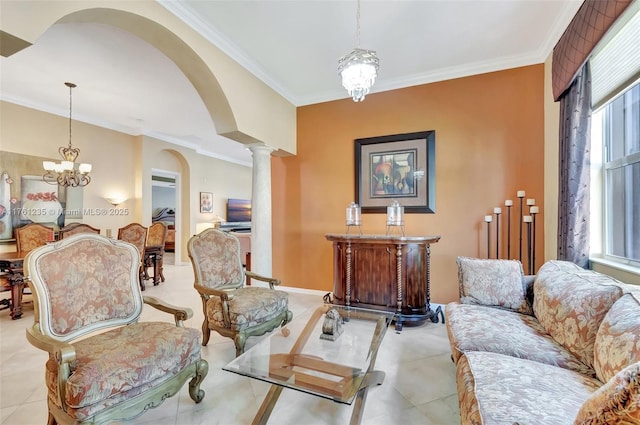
[24,233,208,425]
[188,228,293,356]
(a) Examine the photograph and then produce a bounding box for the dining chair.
[24,233,208,424]
[59,223,101,239]
[117,223,148,290]
[188,228,292,356]
[144,222,167,285]
[15,223,54,252]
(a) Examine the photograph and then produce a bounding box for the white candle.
[494,207,502,214]
[505,200,513,206]
[530,206,539,214]
[484,215,493,222]
[527,198,535,206]
[517,190,525,198]
[523,215,533,223]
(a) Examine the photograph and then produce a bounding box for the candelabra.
[484,215,492,259]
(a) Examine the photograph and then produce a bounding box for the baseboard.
[279,286,328,297]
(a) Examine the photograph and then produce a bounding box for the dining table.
[0,251,29,320]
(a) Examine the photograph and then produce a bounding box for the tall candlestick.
[530,207,539,272]
[506,204,512,258]
[485,216,492,259]
[494,209,501,259]
[517,192,525,261]
[524,215,533,274]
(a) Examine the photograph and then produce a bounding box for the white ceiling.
[0,0,583,166]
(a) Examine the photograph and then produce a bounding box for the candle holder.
[494,208,501,259]
[517,190,525,261]
[505,200,513,259]
[523,215,533,274]
[484,215,492,259]
[530,206,539,272]
[345,202,362,235]
[386,201,405,236]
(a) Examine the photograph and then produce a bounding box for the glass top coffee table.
[223,304,395,425]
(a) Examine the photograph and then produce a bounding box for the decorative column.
[249,144,275,283]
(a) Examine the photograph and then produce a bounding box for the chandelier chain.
[68,83,73,148]
[356,0,361,48]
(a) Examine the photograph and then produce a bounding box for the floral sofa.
[445,258,640,425]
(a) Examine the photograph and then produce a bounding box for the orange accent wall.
[272,65,545,304]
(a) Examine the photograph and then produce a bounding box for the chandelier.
[43,82,92,187]
[337,0,379,102]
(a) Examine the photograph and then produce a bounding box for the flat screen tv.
[226,198,251,223]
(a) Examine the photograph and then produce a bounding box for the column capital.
[248,144,275,155]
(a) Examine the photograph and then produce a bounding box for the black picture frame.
[355,131,436,213]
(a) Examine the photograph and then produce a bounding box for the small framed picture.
[200,192,213,213]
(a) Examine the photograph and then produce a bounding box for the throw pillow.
[456,257,532,315]
[573,361,640,425]
[594,293,640,383]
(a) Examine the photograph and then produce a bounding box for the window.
[590,3,640,270]
[600,82,640,264]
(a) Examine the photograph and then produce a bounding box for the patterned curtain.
[557,64,591,268]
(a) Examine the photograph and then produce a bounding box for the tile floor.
[0,255,460,425]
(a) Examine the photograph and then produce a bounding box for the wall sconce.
[105,196,127,207]
[386,200,405,236]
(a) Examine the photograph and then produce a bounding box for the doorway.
[151,169,180,265]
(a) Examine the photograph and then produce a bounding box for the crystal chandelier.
[43,82,92,187]
[337,0,379,102]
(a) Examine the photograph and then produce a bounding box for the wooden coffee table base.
[252,370,385,425]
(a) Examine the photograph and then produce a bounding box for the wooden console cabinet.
[325,234,441,330]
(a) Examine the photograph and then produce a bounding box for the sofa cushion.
[533,260,624,369]
[446,302,595,376]
[594,293,640,383]
[456,257,532,315]
[574,361,640,424]
[457,351,602,425]
[206,287,289,331]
